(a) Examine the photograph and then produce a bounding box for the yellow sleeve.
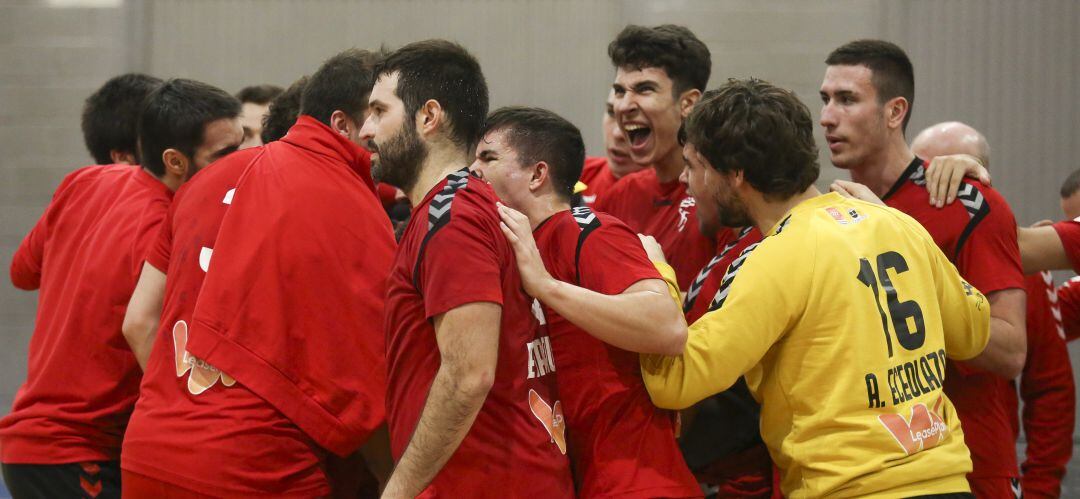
[652,261,682,306]
[640,234,811,409]
[932,243,991,360]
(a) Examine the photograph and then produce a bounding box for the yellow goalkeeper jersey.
[642,192,990,498]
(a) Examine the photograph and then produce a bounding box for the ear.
[884,96,909,131]
[529,161,550,193]
[329,110,353,137]
[678,88,703,118]
[418,99,443,137]
[161,148,191,179]
[109,149,136,165]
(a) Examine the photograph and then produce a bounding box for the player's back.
[672,193,989,498]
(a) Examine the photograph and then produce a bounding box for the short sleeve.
[954,185,1024,294]
[144,204,174,273]
[1052,220,1080,274]
[931,239,991,361]
[578,220,661,295]
[419,201,505,319]
[1057,277,1080,342]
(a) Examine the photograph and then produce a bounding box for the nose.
[678,165,689,185]
[819,101,837,129]
[358,115,376,144]
[613,92,637,122]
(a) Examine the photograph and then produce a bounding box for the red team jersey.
[383,169,573,497]
[1010,273,1075,498]
[1052,219,1080,273]
[578,156,620,206]
[683,227,763,324]
[594,168,723,290]
[121,147,332,496]
[532,207,700,498]
[882,158,1025,492]
[3,164,172,463]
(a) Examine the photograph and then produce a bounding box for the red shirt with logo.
[882,157,1025,481]
[3,164,172,463]
[578,156,620,207]
[1010,273,1075,498]
[532,207,700,498]
[1057,277,1080,341]
[121,145,334,497]
[384,169,574,497]
[684,227,763,324]
[594,168,718,290]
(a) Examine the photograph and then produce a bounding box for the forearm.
[539,278,686,355]
[381,366,487,498]
[1019,226,1071,274]
[122,316,159,371]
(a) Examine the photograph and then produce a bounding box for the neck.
[747,185,822,236]
[152,169,183,192]
[652,145,685,183]
[847,137,915,197]
[521,193,571,230]
[406,145,471,206]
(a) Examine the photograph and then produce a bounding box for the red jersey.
[578,156,620,207]
[1010,273,1075,498]
[1057,276,1080,341]
[684,227,763,324]
[3,164,172,463]
[1051,219,1080,272]
[594,168,718,290]
[183,116,394,458]
[881,157,1025,480]
[532,207,700,498]
[384,169,574,497]
[121,146,331,496]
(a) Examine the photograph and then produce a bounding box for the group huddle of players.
[6,21,1080,499]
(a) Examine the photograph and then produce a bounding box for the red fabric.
[968,477,1021,499]
[122,469,233,499]
[1057,277,1080,342]
[694,444,776,499]
[578,156,620,207]
[532,209,700,498]
[2,164,172,464]
[183,116,395,458]
[1051,219,1080,273]
[882,158,1025,481]
[384,170,573,497]
[593,168,716,290]
[122,146,332,496]
[684,228,763,324]
[377,182,400,209]
[1012,273,1075,499]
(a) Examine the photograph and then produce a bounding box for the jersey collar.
[881,156,926,201]
[281,115,375,192]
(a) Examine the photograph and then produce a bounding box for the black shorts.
[2,460,120,499]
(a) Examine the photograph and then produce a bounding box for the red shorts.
[121,470,219,499]
[968,477,1022,499]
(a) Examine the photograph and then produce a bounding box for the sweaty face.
[612,66,685,167]
[470,128,530,209]
[238,102,270,150]
[684,143,751,230]
[819,65,891,170]
[362,72,427,192]
[602,90,638,178]
[191,117,243,177]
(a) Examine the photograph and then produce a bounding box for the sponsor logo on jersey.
[528,389,566,454]
[878,396,948,456]
[677,197,695,232]
[172,320,235,395]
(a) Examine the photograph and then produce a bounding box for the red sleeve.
[1019,275,1076,497]
[144,203,174,273]
[9,168,85,290]
[419,201,505,319]
[1051,219,1080,273]
[1058,278,1080,342]
[953,186,1024,294]
[578,218,661,294]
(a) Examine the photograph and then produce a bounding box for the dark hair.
[608,24,711,95]
[261,76,308,143]
[826,39,915,133]
[480,107,585,201]
[684,78,819,199]
[300,49,382,126]
[236,84,283,105]
[81,73,163,164]
[138,78,241,176]
[1061,169,1080,198]
[375,40,489,150]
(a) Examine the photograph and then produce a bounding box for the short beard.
[371,121,427,194]
[716,187,754,228]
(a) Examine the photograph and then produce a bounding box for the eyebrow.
[214,144,239,159]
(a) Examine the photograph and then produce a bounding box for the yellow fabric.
[642,192,990,498]
[652,261,682,306]
[573,181,588,194]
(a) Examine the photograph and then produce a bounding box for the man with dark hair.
[260,76,308,144]
[81,73,163,165]
[820,39,1027,498]
[119,49,393,497]
[473,106,699,498]
[3,78,241,499]
[578,90,644,206]
[235,83,283,149]
[358,40,572,497]
[594,24,732,290]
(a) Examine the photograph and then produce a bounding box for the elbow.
[1001,348,1026,380]
[657,323,688,356]
[121,314,150,349]
[9,267,39,291]
[455,367,495,401]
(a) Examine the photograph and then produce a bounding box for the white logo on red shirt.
[677,197,696,232]
[172,320,236,395]
[526,336,556,379]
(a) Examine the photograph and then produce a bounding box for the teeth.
[624,124,647,132]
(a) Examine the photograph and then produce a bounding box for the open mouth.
[624,124,652,148]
